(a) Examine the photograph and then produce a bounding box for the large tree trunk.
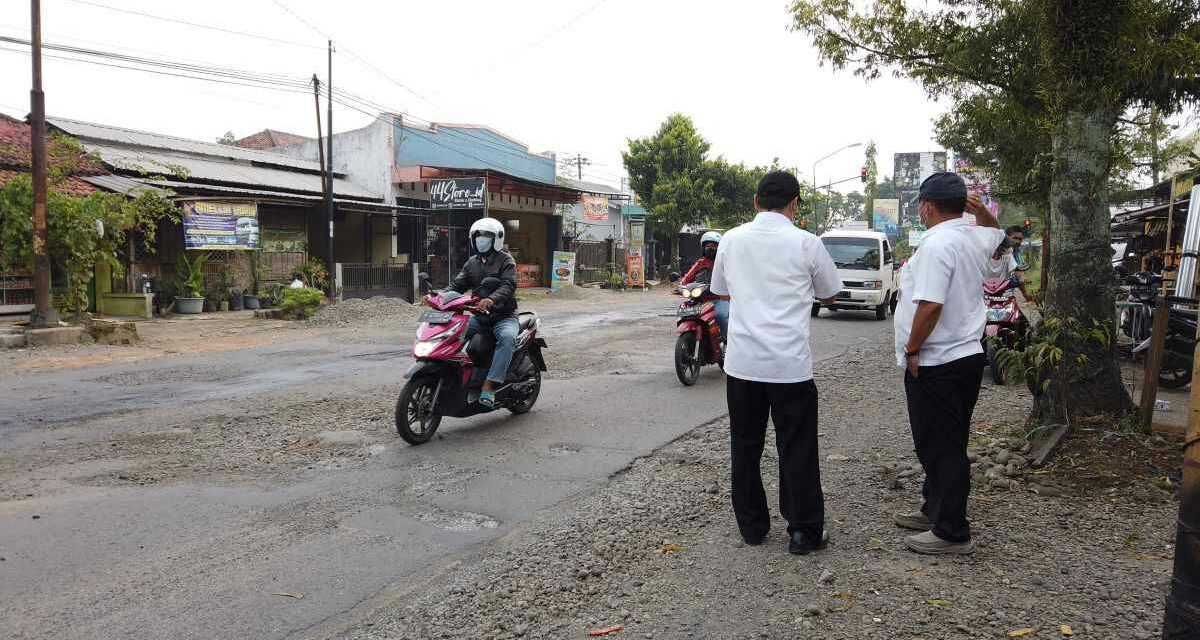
[1033,109,1134,424]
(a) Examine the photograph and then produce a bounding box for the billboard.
[182,201,259,250]
[894,152,947,227]
[954,157,1001,219]
[581,195,609,222]
[873,199,900,240]
[625,248,645,288]
[629,219,645,247]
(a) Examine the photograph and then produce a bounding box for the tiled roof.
[0,113,104,196]
[234,129,311,150]
[0,168,97,196]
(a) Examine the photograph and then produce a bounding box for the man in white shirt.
[984,226,1033,303]
[893,172,1004,555]
[710,170,841,555]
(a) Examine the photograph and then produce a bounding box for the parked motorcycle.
[395,275,547,445]
[670,276,724,386]
[982,276,1028,385]
[1119,270,1197,389]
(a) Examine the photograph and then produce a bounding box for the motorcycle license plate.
[986,308,1010,322]
[677,306,701,318]
[422,310,454,324]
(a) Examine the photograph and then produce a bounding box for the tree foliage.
[790,0,1200,425]
[0,135,178,316]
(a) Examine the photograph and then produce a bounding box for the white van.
[814,229,899,321]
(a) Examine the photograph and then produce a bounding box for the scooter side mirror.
[418,272,431,293]
[668,272,681,283]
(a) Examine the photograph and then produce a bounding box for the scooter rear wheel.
[675,333,701,386]
[986,340,1006,385]
[396,375,442,445]
[508,371,542,414]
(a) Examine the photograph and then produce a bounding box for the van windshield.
[822,237,880,270]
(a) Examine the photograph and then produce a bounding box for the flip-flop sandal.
[479,391,496,408]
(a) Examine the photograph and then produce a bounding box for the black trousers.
[726,376,824,542]
[903,353,986,543]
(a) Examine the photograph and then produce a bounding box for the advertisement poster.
[551,251,576,291]
[625,249,645,288]
[872,198,900,240]
[581,195,609,222]
[182,201,259,250]
[429,178,486,209]
[629,219,645,247]
[515,264,541,289]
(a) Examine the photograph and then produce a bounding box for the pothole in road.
[414,508,499,532]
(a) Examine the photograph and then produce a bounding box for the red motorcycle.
[672,281,724,386]
[395,276,547,445]
[982,276,1028,384]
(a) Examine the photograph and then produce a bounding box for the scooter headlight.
[413,340,442,358]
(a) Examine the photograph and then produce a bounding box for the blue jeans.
[713,299,729,340]
[467,314,519,384]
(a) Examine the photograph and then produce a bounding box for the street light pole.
[811,142,863,233]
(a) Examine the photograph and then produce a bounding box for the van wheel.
[875,301,888,321]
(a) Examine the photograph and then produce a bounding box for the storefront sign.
[581,195,609,222]
[626,249,645,288]
[551,251,576,291]
[429,178,486,210]
[629,219,645,247]
[182,201,259,250]
[516,263,541,289]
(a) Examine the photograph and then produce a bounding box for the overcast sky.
[0,0,950,193]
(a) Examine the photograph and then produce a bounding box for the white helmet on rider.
[469,217,506,254]
[701,231,723,245]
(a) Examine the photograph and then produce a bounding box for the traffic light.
[860,166,868,183]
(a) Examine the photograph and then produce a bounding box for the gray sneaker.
[894,511,932,531]
[904,530,976,555]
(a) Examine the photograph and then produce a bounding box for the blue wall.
[395,122,555,185]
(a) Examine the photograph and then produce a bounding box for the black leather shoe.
[741,533,767,546]
[788,529,830,555]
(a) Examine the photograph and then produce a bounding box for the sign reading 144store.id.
[429,178,486,209]
[182,201,259,250]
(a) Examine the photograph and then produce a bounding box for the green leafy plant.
[297,258,329,291]
[248,250,262,296]
[174,252,207,298]
[279,287,324,320]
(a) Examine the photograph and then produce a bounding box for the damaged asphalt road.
[0,293,883,640]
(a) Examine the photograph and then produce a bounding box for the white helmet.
[701,231,722,245]
[469,217,506,253]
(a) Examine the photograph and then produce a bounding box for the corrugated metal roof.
[81,142,378,200]
[133,178,394,210]
[558,176,625,196]
[80,173,166,196]
[48,116,318,172]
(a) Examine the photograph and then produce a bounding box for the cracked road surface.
[0,293,883,640]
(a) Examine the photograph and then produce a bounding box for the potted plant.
[217,268,231,311]
[173,252,207,314]
[244,251,262,310]
[229,288,244,311]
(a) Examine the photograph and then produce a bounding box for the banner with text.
[182,201,259,250]
[629,219,645,247]
[551,251,577,291]
[626,249,645,288]
[581,195,609,222]
[429,178,486,210]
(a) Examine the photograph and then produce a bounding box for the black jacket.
[450,250,518,316]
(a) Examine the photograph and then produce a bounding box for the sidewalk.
[340,335,1180,640]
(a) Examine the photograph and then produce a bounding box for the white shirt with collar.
[894,217,1005,367]
[710,211,841,383]
[983,252,1018,280]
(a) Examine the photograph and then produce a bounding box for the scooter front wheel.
[396,375,443,445]
[675,333,701,386]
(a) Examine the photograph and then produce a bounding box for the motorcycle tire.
[875,301,888,321]
[395,375,442,445]
[811,303,821,317]
[986,340,1006,385]
[675,333,701,386]
[1159,338,1193,389]
[508,370,542,414]
[889,291,898,315]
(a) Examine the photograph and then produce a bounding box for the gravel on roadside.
[308,297,423,328]
[341,336,1179,640]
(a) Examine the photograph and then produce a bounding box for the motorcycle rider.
[680,231,729,339]
[448,217,519,408]
[984,225,1032,303]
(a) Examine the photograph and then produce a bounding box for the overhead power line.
[64,0,322,50]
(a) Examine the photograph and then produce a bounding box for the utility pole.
[325,40,335,300]
[1162,331,1200,634]
[564,154,590,180]
[311,75,326,197]
[28,0,57,328]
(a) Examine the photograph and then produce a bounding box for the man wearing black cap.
[710,170,842,555]
[893,171,1003,555]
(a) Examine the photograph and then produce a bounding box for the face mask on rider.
[703,246,717,260]
[474,235,494,254]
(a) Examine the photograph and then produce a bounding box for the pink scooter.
[982,276,1027,385]
[395,275,547,445]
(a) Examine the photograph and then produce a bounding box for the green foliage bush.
[279,287,324,320]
